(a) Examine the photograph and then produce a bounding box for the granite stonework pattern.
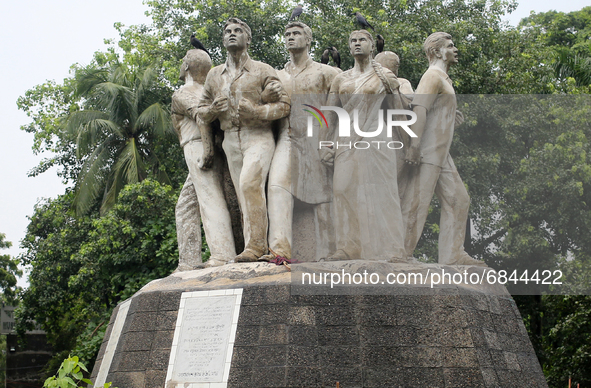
[90,266,548,388]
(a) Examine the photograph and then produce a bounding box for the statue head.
[223,17,252,52]
[180,49,212,84]
[284,21,312,52]
[349,30,374,59]
[424,32,457,65]
[375,51,400,76]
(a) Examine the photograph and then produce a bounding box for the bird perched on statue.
[376,34,385,53]
[190,33,210,56]
[290,4,303,21]
[329,47,341,69]
[354,12,375,31]
[321,48,330,65]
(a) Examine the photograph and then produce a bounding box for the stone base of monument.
[89,262,548,388]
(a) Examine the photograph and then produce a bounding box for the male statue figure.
[172,49,236,270]
[198,18,290,262]
[402,32,485,266]
[375,51,414,95]
[262,22,339,261]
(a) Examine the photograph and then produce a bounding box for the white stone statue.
[320,30,408,262]
[172,49,236,270]
[198,18,291,262]
[260,22,340,261]
[375,51,414,95]
[401,32,485,266]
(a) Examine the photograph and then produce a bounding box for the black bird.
[190,33,210,56]
[376,34,385,53]
[354,12,375,31]
[329,47,341,69]
[290,4,303,21]
[321,48,330,65]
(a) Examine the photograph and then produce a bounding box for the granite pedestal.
[90,262,548,388]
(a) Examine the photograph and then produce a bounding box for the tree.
[67,62,175,215]
[16,180,178,371]
[0,234,22,304]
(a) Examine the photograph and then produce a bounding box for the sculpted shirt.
[276,58,338,203]
[199,54,289,131]
[171,86,204,147]
[411,67,457,167]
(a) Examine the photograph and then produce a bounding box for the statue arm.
[197,73,220,123]
[319,77,343,167]
[198,119,215,170]
[258,71,291,120]
[404,71,441,165]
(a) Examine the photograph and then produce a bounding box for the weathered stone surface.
[90,262,547,388]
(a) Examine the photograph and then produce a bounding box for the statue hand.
[404,145,421,166]
[210,96,229,116]
[319,148,335,167]
[455,110,464,126]
[385,72,400,90]
[262,81,282,103]
[238,98,258,119]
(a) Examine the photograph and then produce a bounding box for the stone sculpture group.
[172,17,486,270]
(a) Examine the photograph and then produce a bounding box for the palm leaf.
[136,66,160,108]
[92,82,137,127]
[74,68,108,98]
[99,138,147,214]
[134,103,173,137]
[114,138,147,186]
[73,118,126,158]
[66,110,108,135]
[73,136,120,215]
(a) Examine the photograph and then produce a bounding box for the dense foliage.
[14,0,591,385]
[0,234,21,304]
[16,180,178,370]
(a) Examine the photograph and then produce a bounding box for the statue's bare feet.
[446,253,487,267]
[388,256,418,264]
[259,254,274,262]
[235,250,260,263]
[319,249,350,262]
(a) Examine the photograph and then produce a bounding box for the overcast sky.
[0,0,589,286]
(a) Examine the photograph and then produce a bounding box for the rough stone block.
[254,346,287,367]
[319,346,360,366]
[315,305,356,326]
[318,326,359,346]
[404,367,445,387]
[145,369,167,388]
[232,346,258,367]
[121,331,154,352]
[157,291,182,311]
[130,291,160,313]
[128,312,157,332]
[148,348,170,370]
[443,368,485,387]
[151,330,174,349]
[442,348,478,368]
[259,324,288,345]
[362,346,402,367]
[286,367,321,387]
[251,366,287,387]
[288,306,316,325]
[287,346,318,366]
[117,350,150,372]
[288,326,318,346]
[109,371,145,388]
[155,310,177,331]
[321,366,363,387]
